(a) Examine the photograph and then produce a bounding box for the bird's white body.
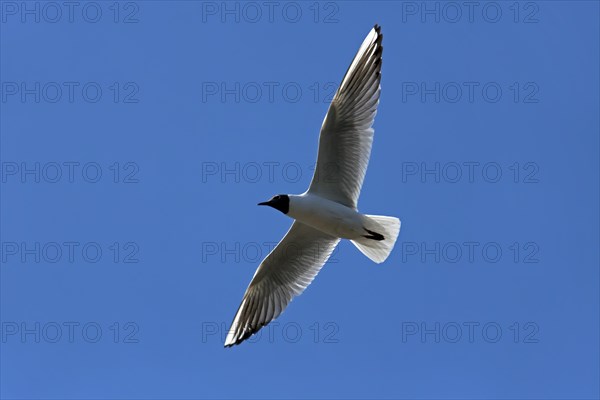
[288,193,364,240]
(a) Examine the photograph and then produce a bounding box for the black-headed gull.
[225,25,400,347]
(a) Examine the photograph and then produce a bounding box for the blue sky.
[1,1,599,399]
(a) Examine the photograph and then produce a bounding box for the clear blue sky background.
[1,1,599,399]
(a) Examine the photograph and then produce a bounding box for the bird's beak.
[258,201,270,206]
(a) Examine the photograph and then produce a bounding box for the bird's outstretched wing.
[224,222,340,347]
[308,25,383,209]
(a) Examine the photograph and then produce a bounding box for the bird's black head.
[258,194,289,214]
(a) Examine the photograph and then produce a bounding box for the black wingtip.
[373,24,383,47]
[224,320,270,348]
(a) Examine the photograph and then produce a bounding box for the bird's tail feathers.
[351,214,401,264]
